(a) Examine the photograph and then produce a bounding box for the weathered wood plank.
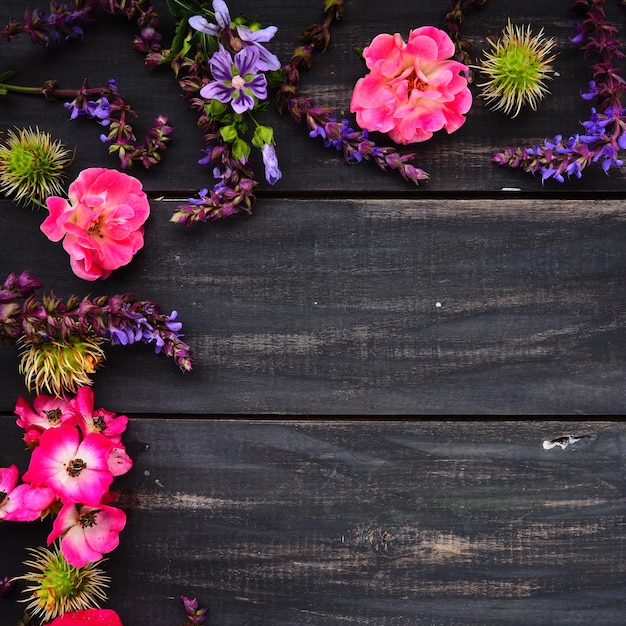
[2,197,624,414]
[2,419,625,624]
[1,0,626,193]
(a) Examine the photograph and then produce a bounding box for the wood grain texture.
[2,418,625,625]
[1,1,626,621]
[2,197,624,414]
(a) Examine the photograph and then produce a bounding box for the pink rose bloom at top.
[350,26,472,144]
[40,168,150,281]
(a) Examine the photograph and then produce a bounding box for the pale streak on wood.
[358,199,626,221]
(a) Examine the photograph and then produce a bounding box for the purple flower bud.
[261,143,282,184]
[0,575,15,597]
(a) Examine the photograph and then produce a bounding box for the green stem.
[0,81,109,99]
[0,82,42,95]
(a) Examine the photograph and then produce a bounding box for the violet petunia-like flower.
[201,45,267,114]
[48,501,127,568]
[236,24,281,71]
[188,0,280,71]
[188,0,231,36]
[22,425,114,506]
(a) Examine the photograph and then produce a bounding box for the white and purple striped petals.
[237,25,281,71]
[238,24,277,42]
[188,0,231,35]
[209,45,235,81]
[212,0,232,29]
[202,43,267,113]
[244,73,268,100]
[261,143,282,185]
[231,89,256,114]
[200,80,234,103]
[188,15,220,36]
[234,45,261,77]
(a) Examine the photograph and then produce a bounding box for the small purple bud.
[0,575,15,597]
[261,143,282,185]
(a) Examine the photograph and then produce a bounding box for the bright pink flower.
[107,445,133,477]
[22,425,113,506]
[0,465,57,521]
[350,26,472,144]
[0,465,19,519]
[1,482,57,521]
[46,608,123,626]
[15,395,74,447]
[70,387,128,444]
[48,501,127,567]
[40,168,150,281]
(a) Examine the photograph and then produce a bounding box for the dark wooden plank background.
[0,0,624,414]
[1,0,626,624]
[2,196,624,415]
[2,418,626,625]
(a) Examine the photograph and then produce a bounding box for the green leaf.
[219,124,238,143]
[232,137,251,162]
[251,125,274,149]
[0,70,15,83]
[160,14,192,63]
[266,69,286,90]
[205,99,228,120]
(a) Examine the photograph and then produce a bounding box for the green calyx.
[0,127,72,206]
[477,19,557,118]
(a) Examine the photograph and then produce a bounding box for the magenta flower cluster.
[1,388,130,567]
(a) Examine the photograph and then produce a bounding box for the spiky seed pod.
[18,335,106,396]
[0,127,72,206]
[15,545,110,623]
[477,20,558,118]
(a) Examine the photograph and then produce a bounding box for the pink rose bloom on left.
[350,26,472,144]
[41,168,150,281]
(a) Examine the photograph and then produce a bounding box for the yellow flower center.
[406,70,428,95]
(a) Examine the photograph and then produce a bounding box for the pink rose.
[41,168,150,281]
[350,26,472,144]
